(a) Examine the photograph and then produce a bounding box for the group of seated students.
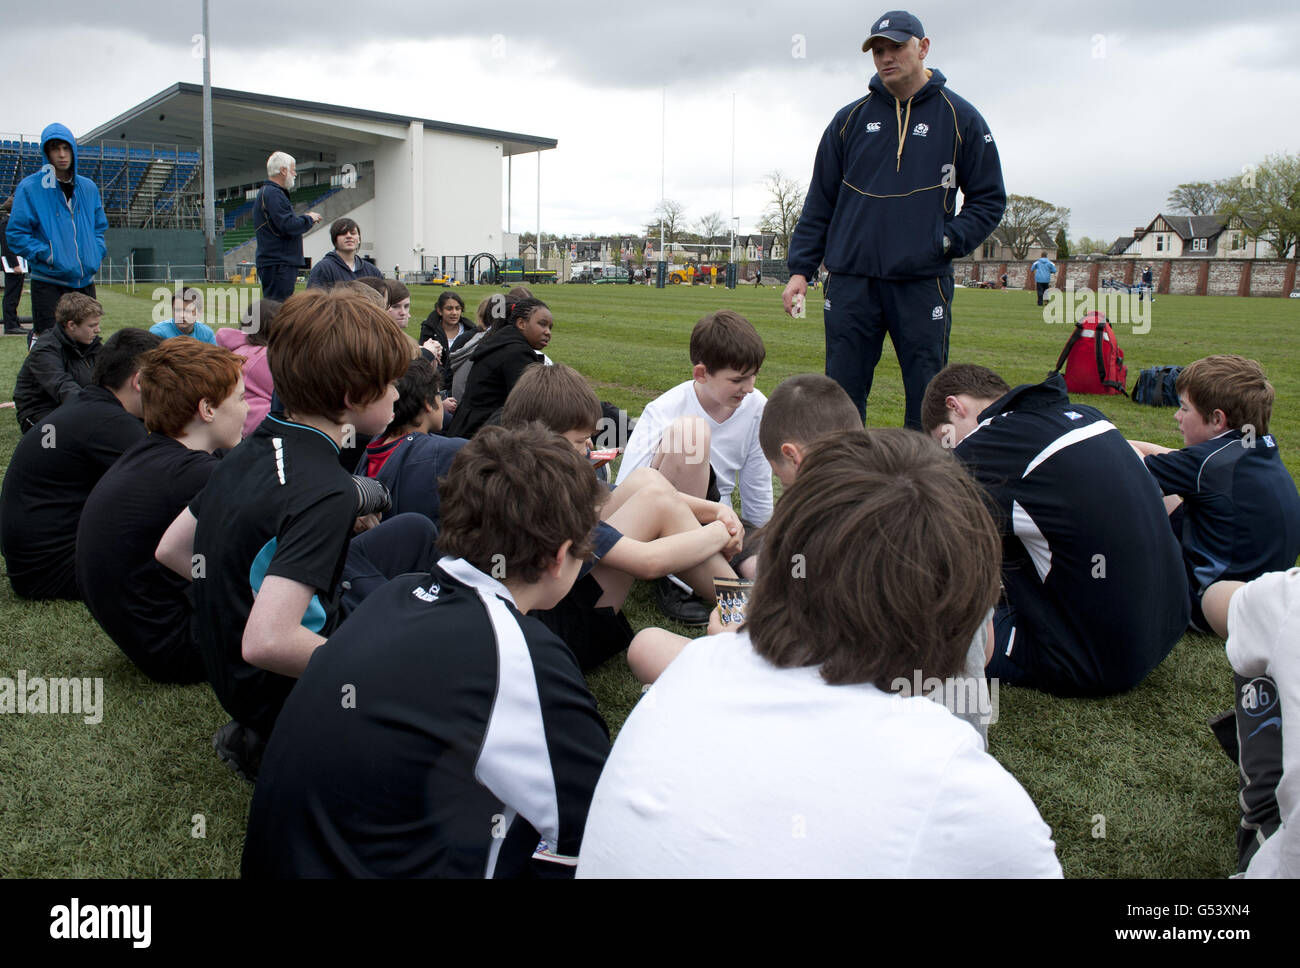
[2,274,1298,879]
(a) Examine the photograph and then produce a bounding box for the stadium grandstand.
[7,82,556,282]
[0,136,202,229]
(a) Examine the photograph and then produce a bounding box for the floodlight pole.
[730,93,736,269]
[659,87,665,264]
[201,0,216,282]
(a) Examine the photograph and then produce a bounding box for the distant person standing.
[1141,264,1155,303]
[1032,254,1056,306]
[1,197,29,335]
[253,152,321,300]
[5,123,107,337]
[783,11,1006,430]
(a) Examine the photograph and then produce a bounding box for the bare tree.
[696,210,726,257]
[993,195,1070,260]
[1166,181,1225,215]
[758,170,805,256]
[647,199,687,244]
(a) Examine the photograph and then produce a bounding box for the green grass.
[2,281,1296,878]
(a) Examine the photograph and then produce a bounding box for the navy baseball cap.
[862,11,925,50]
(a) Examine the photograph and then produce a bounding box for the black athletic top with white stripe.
[241,557,611,878]
[1143,429,1300,598]
[955,374,1189,696]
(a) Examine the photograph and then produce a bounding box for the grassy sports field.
[1,280,1296,878]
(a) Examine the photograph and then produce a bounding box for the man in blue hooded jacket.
[5,123,108,337]
[783,11,1005,430]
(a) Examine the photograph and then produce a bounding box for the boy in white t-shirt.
[579,428,1061,877]
[617,310,772,623]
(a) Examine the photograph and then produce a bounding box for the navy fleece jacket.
[786,69,1005,281]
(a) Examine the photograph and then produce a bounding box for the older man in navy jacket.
[253,151,322,300]
[783,11,1006,430]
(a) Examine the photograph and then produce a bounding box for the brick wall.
[955,257,1298,296]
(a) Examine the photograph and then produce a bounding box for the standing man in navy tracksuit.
[5,123,107,337]
[783,11,1006,430]
[254,151,322,300]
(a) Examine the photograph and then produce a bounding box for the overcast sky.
[7,0,1300,245]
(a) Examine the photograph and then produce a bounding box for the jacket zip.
[67,189,83,280]
[894,97,913,172]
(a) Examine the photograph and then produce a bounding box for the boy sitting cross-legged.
[921,364,1189,697]
[616,310,773,622]
[501,363,742,668]
[359,356,467,533]
[1130,355,1300,632]
[241,423,612,878]
[12,291,103,433]
[2,327,161,600]
[149,287,218,343]
[155,288,439,781]
[627,373,865,681]
[76,337,247,683]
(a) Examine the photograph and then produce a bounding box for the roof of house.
[1149,213,1227,240]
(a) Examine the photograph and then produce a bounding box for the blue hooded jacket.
[5,123,108,289]
[786,69,1005,281]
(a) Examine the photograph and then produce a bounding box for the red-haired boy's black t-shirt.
[77,434,218,682]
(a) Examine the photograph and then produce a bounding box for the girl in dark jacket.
[418,290,480,415]
[446,298,552,439]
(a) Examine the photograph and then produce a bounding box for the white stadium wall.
[421,129,504,261]
[361,124,506,273]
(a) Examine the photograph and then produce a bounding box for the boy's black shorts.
[535,572,634,672]
[705,466,760,571]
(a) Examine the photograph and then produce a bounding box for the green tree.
[1054,228,1069,260]
[1072,236,1112,256]
[1217,153,1300,259]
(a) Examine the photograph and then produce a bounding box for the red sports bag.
[1053,311,1128,396]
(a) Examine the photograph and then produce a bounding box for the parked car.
[593,267,630,284]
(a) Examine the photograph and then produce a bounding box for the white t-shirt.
[577,630,1062,878]
[1227,568,1300,879]
[616,380,772,525]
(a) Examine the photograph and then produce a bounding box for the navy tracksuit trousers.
[823,273,954,430]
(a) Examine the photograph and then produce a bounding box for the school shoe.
[212,719,267,783]
[654,576,711,627]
